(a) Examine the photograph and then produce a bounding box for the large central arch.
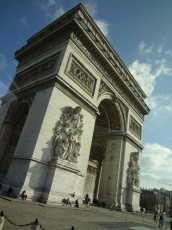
[83,98,124,204]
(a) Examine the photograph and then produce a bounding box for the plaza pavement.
[0,196,171,230]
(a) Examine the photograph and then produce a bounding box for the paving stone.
[0,197,170,230]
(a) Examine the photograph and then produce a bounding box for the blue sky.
[1,0,172,190]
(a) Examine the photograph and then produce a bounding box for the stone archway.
[0,102,29,181]
[83,98,123,204]
[83,144,104,202]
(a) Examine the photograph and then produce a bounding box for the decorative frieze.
[128,152,140,188]
[52,106,84,163]
[66,55,96,96]
[10,54,59,90]
[129,116,142,139]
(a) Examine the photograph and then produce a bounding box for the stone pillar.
[98,136,123,206]
[0,123,14,160]
[3,87,54,197]
[126,151,141,212]
[127,186,141,212]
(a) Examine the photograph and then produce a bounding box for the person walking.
[158,214,164,227]
[154,213,157,223]
[170,220,172,230]
[75,199,79,208]
[84,194,90,207]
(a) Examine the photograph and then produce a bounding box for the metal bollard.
[30,219,40,230]
[0,211,5,230]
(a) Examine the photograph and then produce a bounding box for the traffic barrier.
[0,211,46,230]
[0,211,5,230]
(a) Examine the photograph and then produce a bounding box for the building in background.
[140,188,171,213]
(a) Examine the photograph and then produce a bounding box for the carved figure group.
[53,106,84,163]
[128,152,140,187]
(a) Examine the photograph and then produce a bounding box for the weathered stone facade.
[0,4,149,211]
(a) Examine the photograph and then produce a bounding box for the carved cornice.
[16,31,70,68]
[74,8,149,110]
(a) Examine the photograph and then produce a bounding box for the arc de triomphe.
[0,4,149,211]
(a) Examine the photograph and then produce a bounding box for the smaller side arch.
[4,99,32,125]
[0,99,31,181]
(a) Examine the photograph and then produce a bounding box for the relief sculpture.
[128,152,140,188]
[52,106,84,163]
[66,56,96,96]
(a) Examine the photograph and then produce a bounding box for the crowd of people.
[62,193,91,208]
[2,185,171,229]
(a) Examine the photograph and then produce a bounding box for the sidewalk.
[0,196,170,230]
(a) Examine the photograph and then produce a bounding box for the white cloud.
[138,41,153,54]
[84,1,109,37]
[141,173,172,189]
[95,19,109,37]
[40,1,109,37]
[158,45,163,54]
[0,54,7,71]
[128,60,156,96]
[51,7,65,20]
[128,59,172,97]
[145,94,172,117]
[40,0,65,21]
[166,49,172,56]
[40,0,56,11]
[142,143,172,173]
[138,41,145,52]
[20,18,28,27]
[84,2,97,17]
